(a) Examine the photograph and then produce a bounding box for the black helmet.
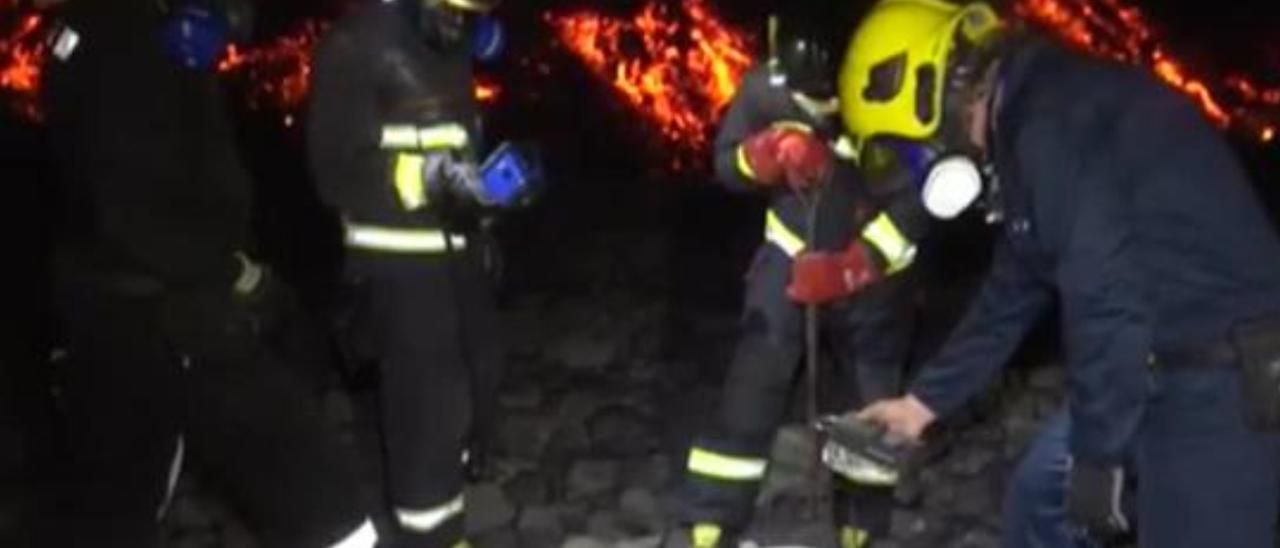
[769,0,858,99]
[402,0,499,50]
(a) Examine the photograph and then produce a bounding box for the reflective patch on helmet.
[862,52,907,103]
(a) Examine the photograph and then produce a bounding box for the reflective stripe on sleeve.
[417,123,469,150]
[834,135,859,161]
[764,209,806,258]
[393,153,428,210]
[861,212,917,274]
[345,223,467,254]
[381,125,421,149]
[380,123,470,151]
[395,493,465,533]
[686,447,768,481]
[736,144,758,181]
[771,120,813,134]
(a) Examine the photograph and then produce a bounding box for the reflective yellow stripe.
[687,447,767,481]
[834,135,859,161]
[393,153,428,211]
[790,92,840,118]
[736,144,758,181]
[840,526,870,548]
[861,212,916,274]
[344,223,467,254]
[692,523,723,548]
[380,123,470,151]
[395,493,465,533]
[417,123,469,150]
[765,209,806,258]
[381,125,421,149]
[771,120,813,133]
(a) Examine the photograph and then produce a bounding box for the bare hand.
[857,394,937,441]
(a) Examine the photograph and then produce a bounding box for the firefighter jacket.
[713,65,930,273]
[42,0,252,290]
[308,1,481,254]
[909,38,1280,467]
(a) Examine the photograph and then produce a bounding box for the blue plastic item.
[471,16,505,63]
[480,142,539,207]
[161,4,230,71]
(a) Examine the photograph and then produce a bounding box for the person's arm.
[1042,130,1150,468]
[711,70,768,192]
[307,26,392,217]
[908,239,1055,418]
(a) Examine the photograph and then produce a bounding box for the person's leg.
[184,310,370,548]
[1137,369,1279,548]
[679,247,804,543]
[455,249,505,480]
[1002,409,1104,548]
[55,287,179,547]
[373,256,471,547]
[826,274,915,545]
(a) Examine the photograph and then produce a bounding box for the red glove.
[787,243,883,305]
[775,130,833,190]
[741,128,791,185]
[741,127,832,189]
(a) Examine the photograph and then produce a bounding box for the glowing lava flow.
[216,21,501,120]
[0,13,47,121]
[217,20,327,119]
[547,0,753,164]
[0,10,502,125]
[549,0,1278,157]
[1013,0,1276,138]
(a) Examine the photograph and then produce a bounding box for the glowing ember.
[547,0,753,164]
[0,13,48,121]
[218,20,327,121]
[475,77,501,103]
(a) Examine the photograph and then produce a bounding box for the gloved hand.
[425,151,493,207]
[775,130,833,190]
[741,126,832,190]
[787,243,881,305]
[230,252,294,338]
[1067,462,1130,540]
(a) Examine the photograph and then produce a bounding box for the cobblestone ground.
[158,284,1075,548]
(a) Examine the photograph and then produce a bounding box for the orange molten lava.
[1014,0,1275,135]
[215,20,499,125]
[475,78,501,103]
[218,20,327,121]
[547,0,753,164]
[0,13,47,121]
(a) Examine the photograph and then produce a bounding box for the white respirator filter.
[921,156,983,220]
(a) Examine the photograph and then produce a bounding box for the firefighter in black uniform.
[672,3,929,547]
[38,0,375,546]
[307,0,503,546]
[808,1,1280,546]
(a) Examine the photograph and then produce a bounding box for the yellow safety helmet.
[837,0,1002,143]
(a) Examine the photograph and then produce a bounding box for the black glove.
[424,151,492,207]
[231,253,295,338]
[1067,461,1130,540]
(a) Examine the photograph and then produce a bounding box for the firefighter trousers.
[344,249,502,547]
[680,245,915,538]
[49,281,369,548]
